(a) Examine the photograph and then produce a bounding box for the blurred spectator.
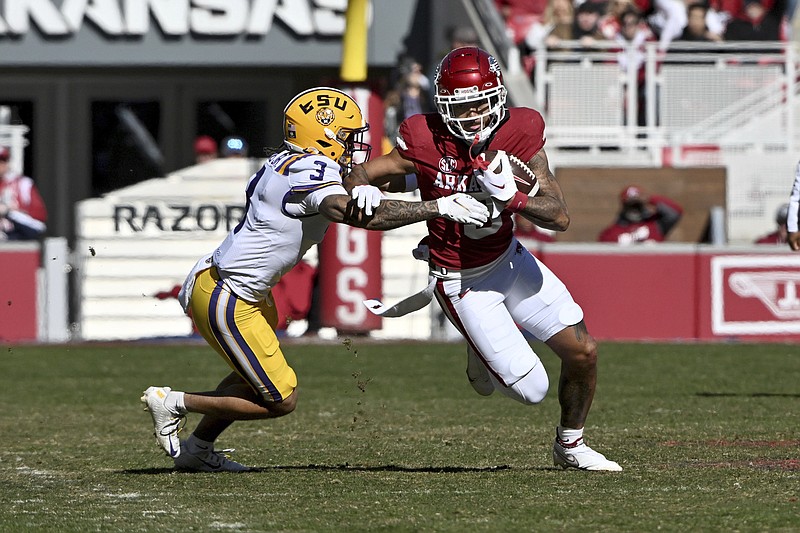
[723,0,786,40]
[754,203,789,244]
[599,0,637,40]
[610,7,657,126]
[270,260,318,333]
[523,0,603,83]
[616,7,658,54]
[523,0,576,51]
[678,2,724,40]
[448,25,480,49]
[194,135,218,164]
[633,0,689,50]
[221,135,248,158]
[427,25,481,109]
[0,146,47,241]
[573,1,605,42]
[598,185,683,244]
[385,56,431,144]
[514,213,556,246]
[496,0,548,44]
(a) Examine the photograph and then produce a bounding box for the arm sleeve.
[651,195,683,235]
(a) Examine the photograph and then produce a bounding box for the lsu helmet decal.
[283,87,371,172]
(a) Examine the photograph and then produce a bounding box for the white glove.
[476,150,516,202]
[437,193,490,225]
[351,185,384,216]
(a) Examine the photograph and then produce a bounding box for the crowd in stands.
[497,0,791,60]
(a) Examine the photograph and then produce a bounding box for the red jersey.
[597,195,683,244]
[0,171,48,240]
[397,108,546,269]
[597,219,667,244]
[755,231,786,245]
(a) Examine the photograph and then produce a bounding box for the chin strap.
[469,134,488,172]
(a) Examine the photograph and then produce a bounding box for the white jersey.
[212,149,346,303]
[788,160,800,233]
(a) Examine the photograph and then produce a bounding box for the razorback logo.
[728,272,800,319]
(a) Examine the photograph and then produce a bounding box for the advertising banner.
[317,224,382,332]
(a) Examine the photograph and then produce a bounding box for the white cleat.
[173,441,251,472]
[466,347,494,396]
[553,435,622,471]
[140,386,184,458]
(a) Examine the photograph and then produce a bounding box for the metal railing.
[529,40,799,163]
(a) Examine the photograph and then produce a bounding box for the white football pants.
[434,239,584,404]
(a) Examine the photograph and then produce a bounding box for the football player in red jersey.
[346,47,621,471]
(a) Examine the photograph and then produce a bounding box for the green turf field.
[0,340,798,532]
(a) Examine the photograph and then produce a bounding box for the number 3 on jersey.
[310,160,327,181]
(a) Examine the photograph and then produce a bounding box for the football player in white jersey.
[787,159,800,251]
[140,87,490,472]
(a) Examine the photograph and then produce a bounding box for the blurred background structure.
[2,0,800,343]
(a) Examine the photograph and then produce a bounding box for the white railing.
[526,40,800,161]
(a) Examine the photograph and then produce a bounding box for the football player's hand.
[351,185,384,216]
[476,151,516,202]
[788,231,800,251]
[437,193,490,225]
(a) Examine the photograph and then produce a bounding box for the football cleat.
[173,441,251,473]
[466,347,494,396]
[140,386,184,458]
[553,434,622,472]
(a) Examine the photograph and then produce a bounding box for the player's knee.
[579,338,598,367]
[500,364,549,405]
[264,390,297,418]
[565,335,597,369]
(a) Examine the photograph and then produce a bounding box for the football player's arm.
[319,193,489,230]
[344,148,417,193]
[517,149,570,232]
[788,232,800,251]
[787,161,800,251]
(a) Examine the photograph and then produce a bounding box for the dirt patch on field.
[662,439,800,448]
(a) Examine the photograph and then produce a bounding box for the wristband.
[507,190,529,213]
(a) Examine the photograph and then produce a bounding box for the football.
[481,150,539,196]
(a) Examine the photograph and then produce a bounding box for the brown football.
[481,150,539,196]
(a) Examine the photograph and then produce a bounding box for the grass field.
[0,339,798,532]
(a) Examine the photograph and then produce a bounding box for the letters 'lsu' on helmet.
[434,47,508,144]
[283,87,371,172]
